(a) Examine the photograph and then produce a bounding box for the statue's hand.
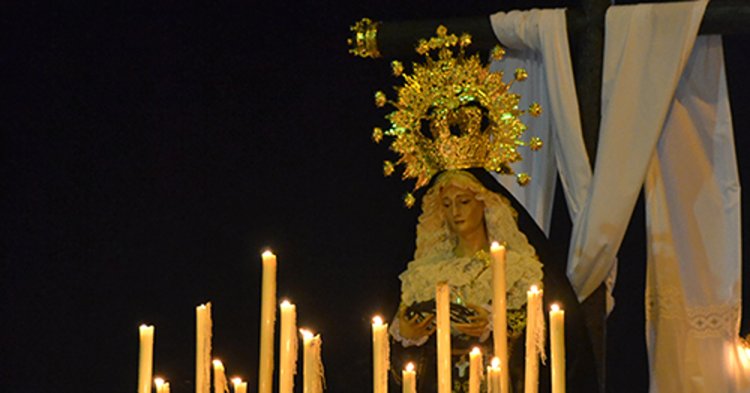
[397,304,436,340]
[453,303,489,338]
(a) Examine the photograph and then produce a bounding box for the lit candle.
[490,242,509,393]
[154,377,166,393]
[436,282,451,393]
[279,300,298,393]
[213,359,228,393]
[469,347,483,393]
[300,329,324,393]
[524,286,543,393]
[259,250,277,393]
[550,304,565,393]
[402,362,416,393]
[155,377,172,393]
[195,303,212,393]
[138,325,154,393]
[232,377,248,393]
[372,316,389,393]
[487,357,502,393]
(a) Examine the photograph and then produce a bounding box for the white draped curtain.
[489,1,745,391]
[489,9,591,236]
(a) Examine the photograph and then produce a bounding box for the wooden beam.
[367,1,750,60]
[569,0,609,387]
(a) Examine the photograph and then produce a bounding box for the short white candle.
[138,325,154,393]
[524,285,543,393]
[487,357,502,393]
[301,329,324,393]
[258,250,277,393]
[490,242,509,393]
[550,304,565,393]
[372,316,389,393]
[232,377,247,393]
[213,359,227,393]
[403,362,416,393]
[436,282,451,393]
[279,300,298,393]
[154,377,166,393]
[469,347,483,393]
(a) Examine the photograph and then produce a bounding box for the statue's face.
[440,185,485,237]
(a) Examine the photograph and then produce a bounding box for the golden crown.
[363,24,542,207]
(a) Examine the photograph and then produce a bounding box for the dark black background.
[3,1,749,392]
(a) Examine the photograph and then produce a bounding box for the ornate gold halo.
[365,25,542,207]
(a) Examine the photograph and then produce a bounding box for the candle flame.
[262,249,275,258]
[372,315,383,325]
[490,241,504,251]
[231,377,243,387]
[405,362,415,372]
[470,347,482,356]
[491,357,501,369]
[139,324,153,330]
[212,359,223,367]
[281,299,291,307]
[551,303,561,312]
[530,285,539,293]
[154,377,165,388]
[299,328,314,339]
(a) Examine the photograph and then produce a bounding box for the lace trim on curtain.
[647,286,740,338]
[685,303,740,338]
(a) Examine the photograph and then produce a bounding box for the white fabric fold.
[566,0,708,301]
[488,9,592,236]
[645,34,746,393]
[489,9,617,312]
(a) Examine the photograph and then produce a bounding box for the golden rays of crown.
[362,24,543,208]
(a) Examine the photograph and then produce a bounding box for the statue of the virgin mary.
[390,169,543,393]
[366,25,597,393]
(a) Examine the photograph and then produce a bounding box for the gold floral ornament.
[372,127,384,143]
[369,25,543,207]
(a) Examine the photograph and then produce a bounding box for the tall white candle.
[213,359,228,393]
[524,286,543,393]
[402,362,416,393]
[469,347,483,393]
[301,329,324,393]
[279,300,298,393]
[138,325,154,393]
[232,378,248,393]
[258,250,277,393]
[487,357,502,393]
[550,304,565,393]
[372,316,389,393]
[436,282,451,393]
[195,303,212,393]
[490,242,509,393]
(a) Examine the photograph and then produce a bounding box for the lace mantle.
[399,249,543,310]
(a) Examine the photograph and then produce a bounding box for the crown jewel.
[369,25,542,207]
